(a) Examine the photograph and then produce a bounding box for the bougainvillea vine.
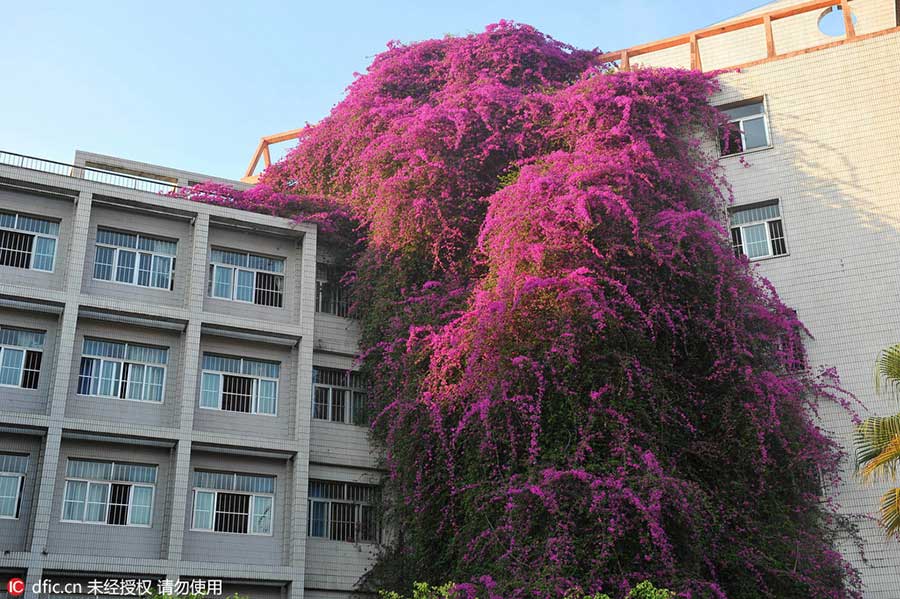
[173,22,861,599]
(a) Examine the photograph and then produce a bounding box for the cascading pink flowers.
[174,22,862,599]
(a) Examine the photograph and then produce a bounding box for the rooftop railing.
[0,151,180,194]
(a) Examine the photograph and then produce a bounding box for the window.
[307,480,378,543]
[0,327,45,389]
[315,263,349,317]
[208,249,284,308]
[719,99,770,156]
[313,368,368,425]
[730,200,787,260]
[200,354,279,415]
[77,339,168,403]
[0,211,58,272]
[0,453,28,519]
[191,470,274,535]
[93,229,176,291]
[61,459,156,526]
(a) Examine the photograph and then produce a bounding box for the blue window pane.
[258,380,277,415]
[116,250,136,283]
[151,255,172,289]
[126,363,145,400]
[743,116,769,150]
[85,482,109,522]
[33,237,56,271]
[200,373,220,408]
[98,360,122,397]
[94,246,115,280]
[309,501,326,537]
[193,491,214,529]
[137,253,152,287]
[743,223,769,259]
[145,366,164,402]
[63,480,87,521]
[0,348,24,386]
[130,486,153,525]
[236,270,254,302]
[212,266,233,299]
[78,357,99,395]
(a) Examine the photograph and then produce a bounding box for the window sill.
[719,144,774,160]
[189,528,273,537]
[747,252,789,263]
[76,393,164,406]
[60,519,152,529]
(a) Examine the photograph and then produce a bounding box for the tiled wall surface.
[640,1,900,595]
[0,154,379,599]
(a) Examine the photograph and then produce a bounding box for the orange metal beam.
[596,0,843,63]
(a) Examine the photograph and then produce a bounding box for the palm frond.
[853,415,900,470]
[879,488,900,537]
[861,435,900,481]
[875,343,900,397]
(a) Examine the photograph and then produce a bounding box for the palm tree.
[853,344,900,536]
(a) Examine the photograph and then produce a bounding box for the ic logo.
[7,578,25,597]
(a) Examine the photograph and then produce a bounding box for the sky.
[0,0,772,180]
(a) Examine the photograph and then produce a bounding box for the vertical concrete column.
[25,192,92,598]
[289,227,318,599]
[163,212,209,571]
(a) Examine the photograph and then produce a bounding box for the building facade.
[609,0,900,596]
[3,1,900,597]
[0,150,379,599]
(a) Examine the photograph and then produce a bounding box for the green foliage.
[379,581,673,599]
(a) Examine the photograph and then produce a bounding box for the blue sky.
[1,0,770,180]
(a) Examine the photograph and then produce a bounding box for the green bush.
[379,581,674,599]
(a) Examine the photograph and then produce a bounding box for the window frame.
[312,367,367,426]
[0,211,59,273]
[59,460,156,528]
[0,473,24,520]
[189,473,275,536]
[718,98,772,157]
[76,339,168,404]
[207,249,285,308]
[307,480,379,544]
[315,262,349,317]
[0,328,45,390]
[93,229,176,291]
[199,355,279,417]
[729,200,788,261]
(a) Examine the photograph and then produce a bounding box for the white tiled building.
[0,150,379,599]
[612,0,900,595]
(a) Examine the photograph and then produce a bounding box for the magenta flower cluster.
[173,22,861,599]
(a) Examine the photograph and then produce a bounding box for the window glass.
[137,253,153,287]
[0,348,24,386]
[33,237,56,271]
[236,269,255,302]
[151,255,172,289]
[309,501,327,537]
[126,363,145,400]
[116,250,137,283]
[258,380,277,415]
[193,490,214,529]
[742,117,768,150]
[145,366,164,402]
[724,103,764,120]
[213,266,233,299]
[85,482,109,522]
[98,360,121,397]
[63,480,87,520]
[200,373,221,408]
[0,474,20,517]
[251,495,273,534]
[94,246,115,280]
[742,223,769,259]
[130,486,153,525]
